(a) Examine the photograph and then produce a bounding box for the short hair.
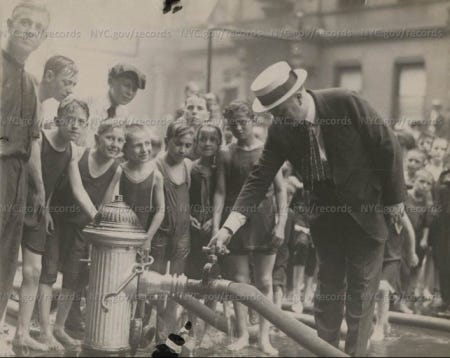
[57,97,89,119]
[184,94,207,107]
[196,123,223,147]
[431,136,449,148]
[223,100,255,121]
[166,120,195,142]
[43,55,78,78]
[11,0,50,27]
[406,148,427,162]
[414,169,434,184]
[418,130,434,140]
[97,118,125,136]
[124,123,151,144]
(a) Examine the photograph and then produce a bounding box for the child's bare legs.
[0,309,14,356]
[253,253,278,356]
[13,248,48,352]
[223,254,250,351]
[274,286,283,309]
[53,288,81,347]
[303,275,315,308]
[371,281,390,341]
[292,265,305,312]
[38,283,63,350]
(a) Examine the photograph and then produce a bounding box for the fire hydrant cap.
[83,195,148,246]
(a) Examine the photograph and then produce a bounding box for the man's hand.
[207,227,232,255]
[270,223,285,249]
[385,202,405,223]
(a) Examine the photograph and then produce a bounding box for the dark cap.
[108,63,146,90]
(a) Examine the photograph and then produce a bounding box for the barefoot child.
[52,119,125,347]
[371,211,418,341]
[184,124,222,348]
[214,100,287,355]
[403,169,434,306]
[14,98,99,352]
[119,124,165,251]
[153,121,194,342]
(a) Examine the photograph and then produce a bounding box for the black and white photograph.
[1,0,450,356]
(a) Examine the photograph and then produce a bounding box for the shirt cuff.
[223,211,247,235]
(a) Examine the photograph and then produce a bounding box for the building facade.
[171,0,450,125]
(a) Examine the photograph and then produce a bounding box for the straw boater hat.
[251,61,307,113]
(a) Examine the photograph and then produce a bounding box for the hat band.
[257,70,298,107]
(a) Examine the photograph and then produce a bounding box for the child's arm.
[101,165,123,207]
[272,169,288,247]
[68,146,97,221]
[144,170,165,249]
[399,212,419,268]
[420,227,430,250]
[212,151,226,236]
[28,136,45,216]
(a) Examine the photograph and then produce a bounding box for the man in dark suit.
[208,61,406,356]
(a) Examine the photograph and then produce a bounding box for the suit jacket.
[232,88,406,242]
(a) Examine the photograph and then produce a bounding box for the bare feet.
[395,300,413,314]
[227,334,250,351]
[12,333,49,353]
[0,334,15,357]
[54,327,81,348]
[39,332,64,351]
[370,325,385,342]
[259,338,278,356]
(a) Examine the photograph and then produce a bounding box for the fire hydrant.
[82,195,151,354]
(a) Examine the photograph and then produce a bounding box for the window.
[338,0,367,8]
[335,66,363,93]
[394,63,426,124]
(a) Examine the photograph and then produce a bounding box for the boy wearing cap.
[0,1,49,354]
[209,61,406,356]
[80,63,146,147]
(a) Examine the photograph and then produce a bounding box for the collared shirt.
[78,92,133,147]
[305,92,327,161]
[1,50,40,160]
[223,93,326,234]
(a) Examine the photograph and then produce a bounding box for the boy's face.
[197,127,220,157]
[430,138,448,161]
[413,173,433,197]
[184,97,209,128]
[418,136,433,153]
[45,68,78,102]
[7,8,49,56]
[56,106,88,142]
[167,134,194,163]
[406,151,425,174]
[96,128,125,159]
[126,131,152,163]
[109,75,138,106]
[227,113,254,142]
